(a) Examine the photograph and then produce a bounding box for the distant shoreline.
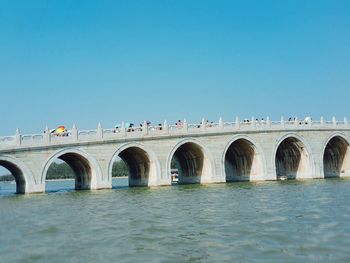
[47,177,128,182]
[0,176,129,182]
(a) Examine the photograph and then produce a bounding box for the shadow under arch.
[323,134,350,178]
[273,134,314,180]
[223,136,266,182]
[109,143,160,187]
[167,138,215,184]
[41,148,101,190]
[0,155,36,194]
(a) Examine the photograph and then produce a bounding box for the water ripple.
[1,178,350,262]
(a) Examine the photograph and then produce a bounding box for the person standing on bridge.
[176,120,182,128]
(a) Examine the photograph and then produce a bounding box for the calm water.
[1,178,350,263]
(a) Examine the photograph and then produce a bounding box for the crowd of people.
[242,116,313,125]
[114,121,164,133]
[243,118,265,124]
[48,116,315,136]
[288,116,312,125]
[113,119,217,133]
[113,116,315,133]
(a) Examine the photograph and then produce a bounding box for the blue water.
[1,178,350,262]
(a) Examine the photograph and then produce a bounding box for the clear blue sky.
[0,0,349,135]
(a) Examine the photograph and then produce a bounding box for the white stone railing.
[0,117,348,150]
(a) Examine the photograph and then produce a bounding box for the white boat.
[171,175,179,182]
[279,176,288,181]
[171,169,179,182]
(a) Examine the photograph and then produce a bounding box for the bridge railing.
[21,134,45,145]
[0,136,16,145]
[0,117,348,149]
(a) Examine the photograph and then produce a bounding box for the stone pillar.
[251,117,256,128]
[266,116,271,128]
[201,118,206,132]
[332,116,337,128]
[44,126,50,143]
[294,117,299,127]
[120,122,126,136]
[97,122,103,139]
[235,116,240,129]
[280,116,285,128]
[219,117,224,130]
[183,119,188,132]
[72,124,78,141]
[142,120,148,135]
[15,128,21,146]
[320,116,324,127]
[163,120,169,134]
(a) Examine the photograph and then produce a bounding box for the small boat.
[171,174,179,182]
[171,169,179,182]
[279,176,288,181]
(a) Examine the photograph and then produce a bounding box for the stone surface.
[0,120,349,193]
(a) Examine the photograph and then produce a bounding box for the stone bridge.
[0,117,349,194]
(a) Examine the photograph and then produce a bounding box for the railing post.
[235,116,240,129]
[280,116,285,129]
[163,120,169,134]
[344,117,348,128]
[142,120,148,135]
[332,116,337,128]
[183,119,188,132]
[294,117,299,127]
[97,122,103,139]
[15,128,21,146]
[266,116,271,128]
[320,116,324,127]
[44,126,50,143]
[201,118,206,132]
[251,117,256,128]
[219,117,224,130]
[120,121,126,136]
[72,124,78,141]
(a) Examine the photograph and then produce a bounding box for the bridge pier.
[25,183,45,194]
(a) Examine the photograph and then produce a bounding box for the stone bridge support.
[1,124,350,194]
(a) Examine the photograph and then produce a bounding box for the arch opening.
[225,139,260,182]
[111,156,130,188]
[45,152,92,191]
[275,137,311,180]
[170,142,204,184]
[323,136,350,178]
[116,147,150,187]
[0,161,25,194]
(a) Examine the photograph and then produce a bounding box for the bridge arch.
[166,138,215,184]
[322,133,350,178]
[109,143,160,186]
[223,135,266,182]
[273,133,314,179]
[41,148,101,190]
[0,155,36,194]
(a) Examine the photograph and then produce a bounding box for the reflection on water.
[1,178,350,262]
[0,177,130,195]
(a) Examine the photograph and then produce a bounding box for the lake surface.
[1,178,350,262]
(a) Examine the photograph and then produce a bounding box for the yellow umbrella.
[55,126,65,133]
